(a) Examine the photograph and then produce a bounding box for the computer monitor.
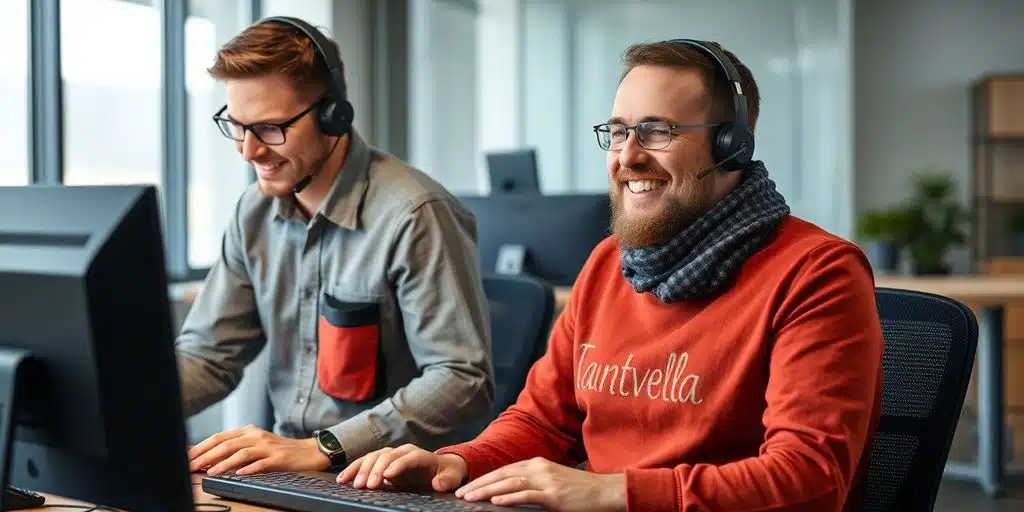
[0,185,193,511]
[486,149,540,194]
[458,193,611,287]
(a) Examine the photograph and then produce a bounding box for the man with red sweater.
[337,39,884,512]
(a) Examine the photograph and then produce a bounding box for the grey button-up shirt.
[175,131,494,460]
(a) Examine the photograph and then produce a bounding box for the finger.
[208,447,264,476]
[189,428,248,456]
[188,430,246,468]
[191,438,251,473]
[353,450,388,488]
[461,476,534,503]
[337,456,367,484]
[367,447,416,489]
[381,450,431,480]
[456,464,524,498]
[235,456,276,476]
[433,465,464,493]
[488,490,549,508]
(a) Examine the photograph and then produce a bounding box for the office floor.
[934,478,1024,511]
[935,411,1024,511]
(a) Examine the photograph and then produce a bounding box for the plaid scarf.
[620,161,790,303]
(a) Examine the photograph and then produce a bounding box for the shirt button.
[296,397,305,405]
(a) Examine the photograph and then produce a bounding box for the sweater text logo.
[575,343,703,404]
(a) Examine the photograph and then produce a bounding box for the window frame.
[27,0,262,284]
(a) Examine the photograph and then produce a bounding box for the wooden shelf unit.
[972,74,1024,265]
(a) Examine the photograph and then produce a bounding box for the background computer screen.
[458,193,611,287]
[486,149,541,195]
[0,185,193,511]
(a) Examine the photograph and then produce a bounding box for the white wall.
[475,0,521,193]
[854,0,1024,270]
[408,0,479,193]
[522,0,572,192]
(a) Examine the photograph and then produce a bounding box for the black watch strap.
[314,430,347,469]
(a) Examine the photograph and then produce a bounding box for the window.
[261,0,333,27]
[0,0,29,186]
[186,0,252,268]
[61,0,162,188]
[409,0,479,193]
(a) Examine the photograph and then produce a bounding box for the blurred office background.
[2,0,1022,507]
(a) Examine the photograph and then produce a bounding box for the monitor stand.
[496,244,527,276]
[0,348,34,511]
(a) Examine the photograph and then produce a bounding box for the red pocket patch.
[317,295,380,402]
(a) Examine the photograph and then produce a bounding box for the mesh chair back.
[862,287,978,511]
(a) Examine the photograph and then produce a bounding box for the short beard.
[610,175,716,249]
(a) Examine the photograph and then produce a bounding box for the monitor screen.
[458,193,611,287]
[486,149,540,195]
[0,185,193,511]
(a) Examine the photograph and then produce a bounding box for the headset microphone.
[696,143,748,180]
[289,132,344,194]
[291,173,315,194]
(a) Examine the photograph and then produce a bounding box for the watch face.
[318,431,341,451]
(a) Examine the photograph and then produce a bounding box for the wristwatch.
[313,429,347,470]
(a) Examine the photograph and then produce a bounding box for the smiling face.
[606,65,742,248]
[224,73,335,197]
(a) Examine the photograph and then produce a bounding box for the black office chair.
[453,274,556,442]
[861,287,978,511]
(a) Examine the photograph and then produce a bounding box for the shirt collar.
[273,130,372,231]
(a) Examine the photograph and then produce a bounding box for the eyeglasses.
[592,121,719,151]
[212,97,324,146]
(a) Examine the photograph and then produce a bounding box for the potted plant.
[1008,206,1024,256]
[856,207,910,274]
[902,171,970,275]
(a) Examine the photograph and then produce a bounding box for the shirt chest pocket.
[317,292,383,402]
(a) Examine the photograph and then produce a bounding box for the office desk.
[554,286,570,314]
[875,275,1024,498]
[26,474,277,511]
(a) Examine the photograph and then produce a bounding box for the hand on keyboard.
[337,443,468,493]
[341,445,627,512]
[450,457,625,512]
[189,425,330,476]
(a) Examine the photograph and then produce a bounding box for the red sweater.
[437,216,884,511]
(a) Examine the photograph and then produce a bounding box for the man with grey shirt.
[179,16,494,477]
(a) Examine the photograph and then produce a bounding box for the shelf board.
[976,135,1024,145]
[976,196,1024,203]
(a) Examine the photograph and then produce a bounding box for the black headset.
[259,16,355,138]
[668,39,754,172]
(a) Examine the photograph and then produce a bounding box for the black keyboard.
[202,471,527,511]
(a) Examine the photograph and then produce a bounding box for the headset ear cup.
[335,99,354,136]
[713,121,754,172]
[711,122,734,166]
[317,98,353,137]
[317,99,337,134]
[731,126,755,169]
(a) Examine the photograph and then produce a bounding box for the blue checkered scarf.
[620,161,790,303]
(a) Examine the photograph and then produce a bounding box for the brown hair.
[208,19,343,99]
[621,40,760,133]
